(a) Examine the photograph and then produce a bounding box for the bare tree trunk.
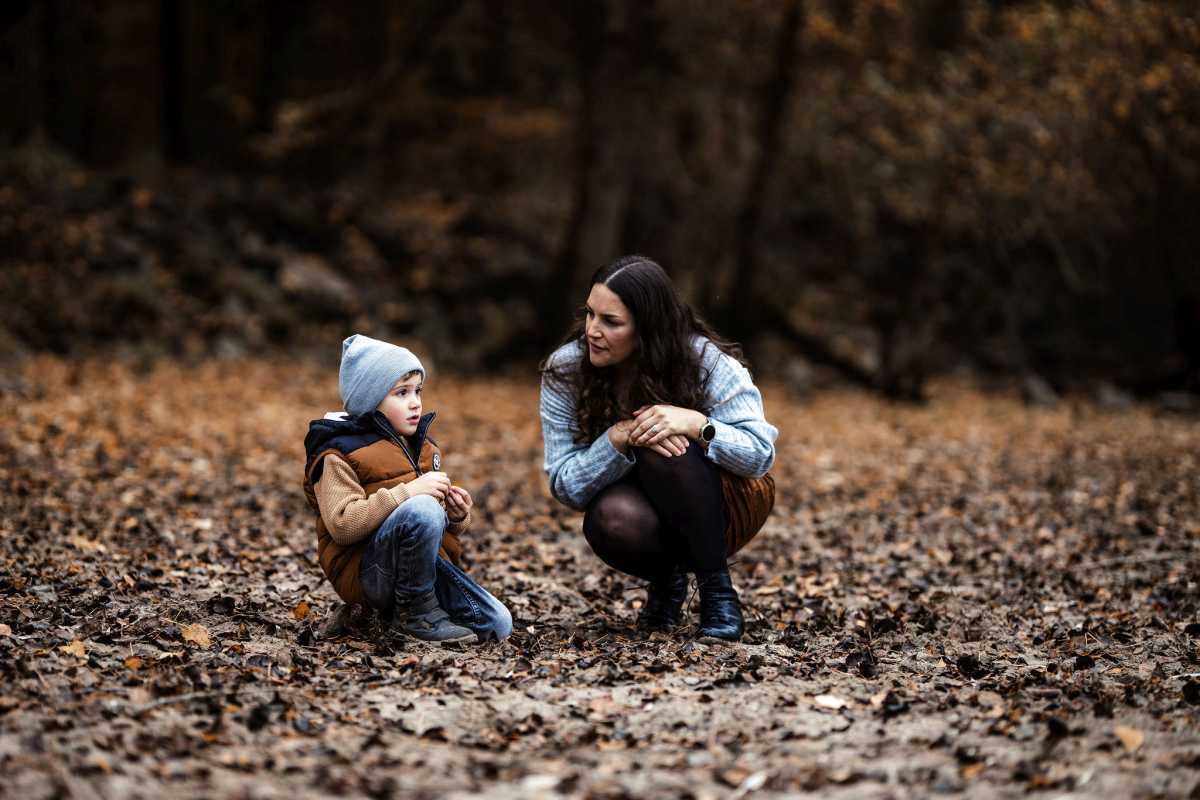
[725,0,803,339]
[253,0,307,135]
[721,0,891,391]
[544,0,631,343]
[40,0,98,159]
[0,2,38,146]
[159,0,186,161]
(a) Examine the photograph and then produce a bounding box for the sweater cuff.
[704,419,738,466]
[388,483,412,506]
[447,510,471,536]
[599,424,637,465]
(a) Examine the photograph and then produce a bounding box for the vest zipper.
[372,412,436,476]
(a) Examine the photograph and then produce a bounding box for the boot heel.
[696,569,744,642]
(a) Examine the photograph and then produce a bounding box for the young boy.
[302,334,512,643]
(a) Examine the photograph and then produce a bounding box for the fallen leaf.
[124,656,143,670]
[718,767,751,787]
[86,753,112,774]
[69,535,105,552]
[293,600,310,620]
[1114,726,1144,753]
[180,623,212,648]
[0,623,11,636]
[735,770,769,793]
[60,640,87,658]
[521,775,559,792]
[814,694,848,710]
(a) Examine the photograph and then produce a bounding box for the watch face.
[702,423,716,442]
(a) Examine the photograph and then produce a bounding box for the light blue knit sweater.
[540,337,779,511]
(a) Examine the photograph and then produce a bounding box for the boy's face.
[377,372,423,435]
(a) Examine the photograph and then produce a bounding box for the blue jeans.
[359,495,512,641]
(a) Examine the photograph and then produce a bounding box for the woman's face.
[584,283,637,368]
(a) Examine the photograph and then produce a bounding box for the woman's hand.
[445,485,473,522]
[608,418,636,455]
[647,433,690,458]
[407,471,451,501]
[629,405,707,447]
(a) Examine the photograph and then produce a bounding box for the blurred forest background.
[2,0,1198,400]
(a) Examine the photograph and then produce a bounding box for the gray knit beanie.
[338,334,425,416]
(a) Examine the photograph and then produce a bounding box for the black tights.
[582,442,727,581]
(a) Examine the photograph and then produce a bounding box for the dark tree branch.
[762,309,878,392]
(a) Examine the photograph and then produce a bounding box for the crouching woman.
[539,256,777,642]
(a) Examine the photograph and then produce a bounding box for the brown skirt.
[721,470,776,555]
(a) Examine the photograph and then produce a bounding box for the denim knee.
[402,494,447,535]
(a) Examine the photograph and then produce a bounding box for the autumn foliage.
[1,1,1198,393]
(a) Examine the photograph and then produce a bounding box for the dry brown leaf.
[180,623,212,648]
[60,640,86,658]
[69,535,105,552]
[124,656,143,670]
[0,623,11,637]
[961,763,986,780]
[1114,726,1144,753]
[717,767,750,788]
[86,753,112,774]
[293,600,310,620]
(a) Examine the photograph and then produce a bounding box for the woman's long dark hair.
[541,255,747,444]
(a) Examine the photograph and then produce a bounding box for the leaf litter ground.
[1,357,1198,798]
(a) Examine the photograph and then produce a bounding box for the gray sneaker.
[394,592,476,643]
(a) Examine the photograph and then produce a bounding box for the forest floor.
[0,357,1198,800]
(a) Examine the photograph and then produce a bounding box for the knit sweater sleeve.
[540,344,636,511]
[447,510,471,536]
[699,341,779,478]
[313,453,412,545]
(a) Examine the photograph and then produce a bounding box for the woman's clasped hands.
[611,404,708,458]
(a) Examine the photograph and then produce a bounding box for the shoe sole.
[696,634,741,645]
[405,631,477,644]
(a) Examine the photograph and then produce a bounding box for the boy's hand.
[407,471,451,501]
[446,485,473,522]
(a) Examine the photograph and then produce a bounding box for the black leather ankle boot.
[696,569,744,642]
[637,568,688,630]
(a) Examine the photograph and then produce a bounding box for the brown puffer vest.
[302,411,463,606]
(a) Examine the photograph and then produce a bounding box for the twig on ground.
[1077,551,1193,570]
